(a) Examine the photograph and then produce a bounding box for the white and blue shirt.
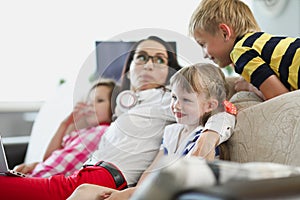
[161,123,220,156]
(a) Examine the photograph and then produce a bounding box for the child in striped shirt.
[189,0,300,100]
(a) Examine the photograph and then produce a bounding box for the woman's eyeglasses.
[133,52,168,67]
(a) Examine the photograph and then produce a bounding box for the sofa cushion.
[227,90,300,166]
[230,91,263,111]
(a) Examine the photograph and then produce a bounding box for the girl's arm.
[43,113,75,160]
[135,150,164,185]
[189,130,219,160]
[14,112,76,172]
[190,112,235,160]
[43,101,93,160]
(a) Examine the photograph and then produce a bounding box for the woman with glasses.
[0,36,234,200]
[0,36,181,200]
[119,36,181,92]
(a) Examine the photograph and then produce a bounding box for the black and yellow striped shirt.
[230,32,300,90]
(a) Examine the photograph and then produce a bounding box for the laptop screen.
[0,136,9,173]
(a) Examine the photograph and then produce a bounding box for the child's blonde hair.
[170,63,228,125]
[189,0,260,37]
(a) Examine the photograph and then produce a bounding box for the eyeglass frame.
[133,51,169,67]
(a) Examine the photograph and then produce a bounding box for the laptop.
[0,136,26,177]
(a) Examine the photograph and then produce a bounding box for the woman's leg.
[0,165,125,200]
[0,175,66,200]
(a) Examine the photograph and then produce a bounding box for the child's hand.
[104,189,132,200]
[13,162,39,175]
[234,77,253,92]
[83,104,99,127]
[66,184,119,200]
[234,77,265,100]
[72,102,98,129]
[73,102,91,120]
[62,102,88,126]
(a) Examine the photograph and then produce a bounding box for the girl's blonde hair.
[170,63,228,125]
[189,0,260,37]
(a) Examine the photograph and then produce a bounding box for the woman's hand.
[13,162,39,175]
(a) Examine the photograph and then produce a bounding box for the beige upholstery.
[227,89,300,166]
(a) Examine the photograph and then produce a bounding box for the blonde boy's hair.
[189,0,261,37]
[170,63,228,125]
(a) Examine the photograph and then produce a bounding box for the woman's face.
[129,40,169,91]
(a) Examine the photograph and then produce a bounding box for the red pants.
[0,165,127,200]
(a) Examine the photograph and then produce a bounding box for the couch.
[131,78,300,200]
[228,88,300,166]
[25,76,300,167]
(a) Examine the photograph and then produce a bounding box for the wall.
[0,0,253,164]
[252,0,300,37]
[0,0,202,102]
[0,0,203,139]
[0,0,253,103]
[0,0,254,139]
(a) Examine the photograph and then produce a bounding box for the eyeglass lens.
[134,52,168,65]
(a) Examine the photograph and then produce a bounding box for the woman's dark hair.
[119,36,182,91]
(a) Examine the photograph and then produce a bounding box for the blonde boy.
[189,0,300,100]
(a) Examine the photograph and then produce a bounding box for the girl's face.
[193,29,233,68]
[129,40,169,91]
[171,83,211,127]
[87,85,112,124]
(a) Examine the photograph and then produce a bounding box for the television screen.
[95,41,177,82]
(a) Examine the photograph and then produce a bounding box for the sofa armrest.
[228,90,300,166]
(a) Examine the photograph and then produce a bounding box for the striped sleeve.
[231,32,300,90]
